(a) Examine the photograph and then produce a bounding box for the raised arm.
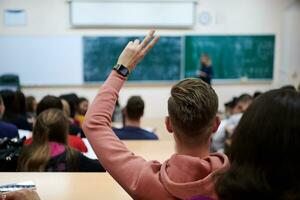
[82,31,159,198]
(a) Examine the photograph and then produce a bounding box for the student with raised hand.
[113,95,158,140]
[18,108,105,172]
[216,89,300,200]
[83,30,229,200]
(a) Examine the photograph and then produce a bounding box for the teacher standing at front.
[198,53,213,85]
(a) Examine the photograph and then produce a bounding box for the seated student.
[60,93,80,126]
[24,95,87,153]
[216,88,300,200]
[74,97,89,128]
[83,31,229,199]
[0,95,18,139]
[25,95,37,124]
[225,93,253,135]
[112,99,123,123]
[18,108,105,172]
[60,95,85,137]
[0,90,32,131]
[113,96,158,140]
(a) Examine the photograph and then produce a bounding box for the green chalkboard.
[83,36,181,82]
[184,35,275,80]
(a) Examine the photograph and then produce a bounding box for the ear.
[165,116,173,133]
[212,115,221,133]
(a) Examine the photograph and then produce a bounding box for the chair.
[0,74,20,91]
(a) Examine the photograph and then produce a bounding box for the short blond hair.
[168,78,218,143]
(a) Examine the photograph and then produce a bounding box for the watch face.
[119,65,129,75]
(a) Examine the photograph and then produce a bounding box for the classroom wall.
[280,0,300,87]
[1,0,297,118]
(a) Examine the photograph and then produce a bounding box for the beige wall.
[1,0,297,119]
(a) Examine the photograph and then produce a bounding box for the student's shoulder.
[0,120,18,133]
[140,128,158,140]
[0,120,17,128]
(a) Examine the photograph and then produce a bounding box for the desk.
[84,140,175,163]
[1,141,176,199]
[0,173,131,200]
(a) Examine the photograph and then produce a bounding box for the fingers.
[141,35,160,55]
[139,30,155,49]
[133,39,140,48]
[126,41,134,48]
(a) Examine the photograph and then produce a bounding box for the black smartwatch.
[113,64,130,77]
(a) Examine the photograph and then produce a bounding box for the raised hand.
[117,30,160,72]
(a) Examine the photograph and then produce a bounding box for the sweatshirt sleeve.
[82,70,154,198]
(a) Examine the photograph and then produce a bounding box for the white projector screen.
[70,1,196,28]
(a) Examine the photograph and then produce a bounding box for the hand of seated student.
[117,30,159,72]
[1,189,40,200]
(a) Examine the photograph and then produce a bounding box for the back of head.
[60,93,79,118]
[34,108,68,144]
[125,96,144,120]
[236,93,252,112]
[14,91,26,116]
[36,95,63,116]
[26,96,37,113]
[280,85,296,91]
[0,90,15,117]
[216,89,300,200]
[18,109,69,172]
[168,78,218,144]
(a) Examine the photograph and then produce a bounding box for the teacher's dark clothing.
[200,65,213,85]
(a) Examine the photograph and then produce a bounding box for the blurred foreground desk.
[0,173,131,200]
[1,141,176,199]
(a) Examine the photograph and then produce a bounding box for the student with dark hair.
[216,88,300,200]
[59,93,79,119]
[280,84,296,91]
[0,95,19,139]
[0,90,32,131]
[18,109,104,172]
[24,95,87,153]
[113,96,158,140]
[25,95,37,125]
[83,31,229,199]
[74,97,89,128]
[59,94,85,137]
[224,97,238,118]
[253,91,262,99]
[225,93,253,134]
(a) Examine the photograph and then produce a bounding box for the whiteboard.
[0,36,83,85]
[70,1,196,28]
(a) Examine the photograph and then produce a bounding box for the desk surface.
[0,173,131,200]
[84,140,175,163]
[1,141,176,200]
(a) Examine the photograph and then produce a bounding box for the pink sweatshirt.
[83,71,230,200]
